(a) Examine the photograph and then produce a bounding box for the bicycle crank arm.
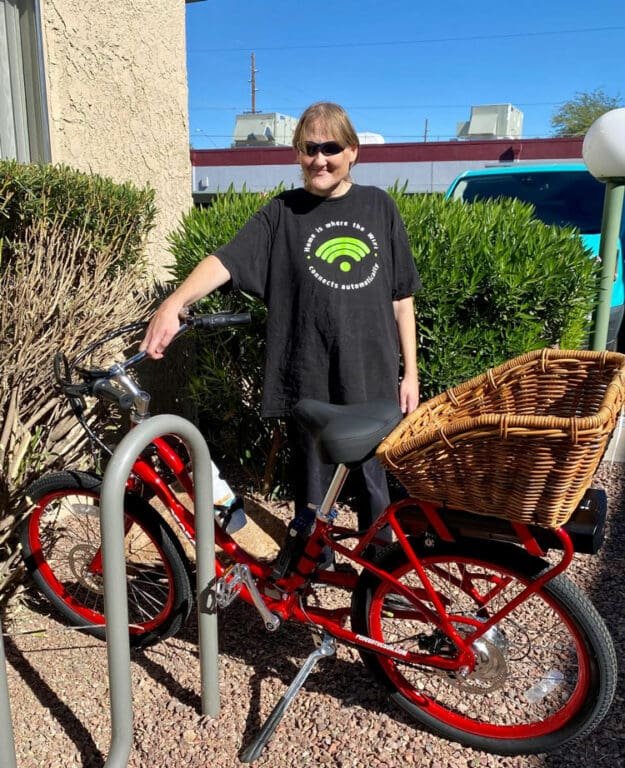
[240,632,336,763]
[216,563,281,632]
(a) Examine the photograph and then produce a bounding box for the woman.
[141,102,421,552]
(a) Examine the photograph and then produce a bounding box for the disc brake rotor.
[442,622,510,693]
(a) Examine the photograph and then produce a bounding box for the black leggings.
[286,419,392,542]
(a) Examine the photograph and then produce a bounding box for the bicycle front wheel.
[21,471,193,647]
[351,539,616,754]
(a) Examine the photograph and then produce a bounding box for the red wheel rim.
[27,490,176,635]
[368,555,591,740]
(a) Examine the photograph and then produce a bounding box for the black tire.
[351,538,617,754]
[21,470,193,648]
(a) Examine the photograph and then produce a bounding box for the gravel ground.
[3,462,625,768]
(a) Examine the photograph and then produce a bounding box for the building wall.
[191,137,586,199]
[39,0,192,278]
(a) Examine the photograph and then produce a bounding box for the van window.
[451,171,607,234]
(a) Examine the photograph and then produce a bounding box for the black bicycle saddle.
[293,399,403,466]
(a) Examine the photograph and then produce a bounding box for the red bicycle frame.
[122,435,575,675]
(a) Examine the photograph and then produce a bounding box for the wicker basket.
[378,348,625,528]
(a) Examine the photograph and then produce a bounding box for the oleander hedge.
[389,190,597,397]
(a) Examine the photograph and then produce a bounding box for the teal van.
[445,163,625,349]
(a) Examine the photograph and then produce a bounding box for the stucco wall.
[39,0,192,279]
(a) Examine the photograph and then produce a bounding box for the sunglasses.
[302,141,344,157]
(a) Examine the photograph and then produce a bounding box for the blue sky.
[186,1,624,149]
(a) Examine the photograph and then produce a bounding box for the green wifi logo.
[315,236,370,273]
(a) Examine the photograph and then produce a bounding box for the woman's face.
[298,122,358,198]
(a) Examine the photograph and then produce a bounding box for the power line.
[190,101,563,112]
[188,25,625,54]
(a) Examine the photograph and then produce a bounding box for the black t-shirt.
[216,184,421,417]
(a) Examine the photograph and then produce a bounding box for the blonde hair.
[293,102,359,162]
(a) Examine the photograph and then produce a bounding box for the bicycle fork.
[240,631,337,763]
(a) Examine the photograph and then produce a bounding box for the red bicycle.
[21,313,617,758]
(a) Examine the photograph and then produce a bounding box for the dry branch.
[0,222,152,594]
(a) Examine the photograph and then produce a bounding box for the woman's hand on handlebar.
[139,299,186,359]
[140,255,233,359]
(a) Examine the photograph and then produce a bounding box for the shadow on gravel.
[134,598,414,756]
[543,464,625,768]
[4,633,105,768]
[134,640,202,713]
[10,584,403,765]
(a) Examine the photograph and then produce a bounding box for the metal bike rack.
[0,414,219,768]
[99,414,219,768]
[0,614,18,768]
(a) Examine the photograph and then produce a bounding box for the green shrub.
[168,185,279,283]
[392,192,597,398]
[390,192,598,398]
[0,160,156,271]
[168,188,598,494]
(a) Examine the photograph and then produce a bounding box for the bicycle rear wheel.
[351,539,616,754]
[21,471,193,647]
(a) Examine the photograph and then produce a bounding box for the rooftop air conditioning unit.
[357,132,385,144]
[232,112,298,147]
[456,104,523,140]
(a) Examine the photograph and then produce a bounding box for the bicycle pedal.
[215,567,243,609]
[215,568,243,608]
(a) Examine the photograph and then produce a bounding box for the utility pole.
[423,118,429,142]
[250,52,258,114]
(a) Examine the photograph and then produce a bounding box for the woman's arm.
[393,295,419,414]
[140,254,231,359]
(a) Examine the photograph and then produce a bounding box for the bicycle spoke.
[369,553,589,731]
[31,489,176,631]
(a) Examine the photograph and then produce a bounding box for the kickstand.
[240,632,336,763]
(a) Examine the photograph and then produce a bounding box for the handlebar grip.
[191,312,252,330]
[92,379,134,410]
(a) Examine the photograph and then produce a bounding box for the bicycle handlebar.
[92,379,135,410]
[116,311,253,372]
[187,311,252,331]
[57,311,252,402]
